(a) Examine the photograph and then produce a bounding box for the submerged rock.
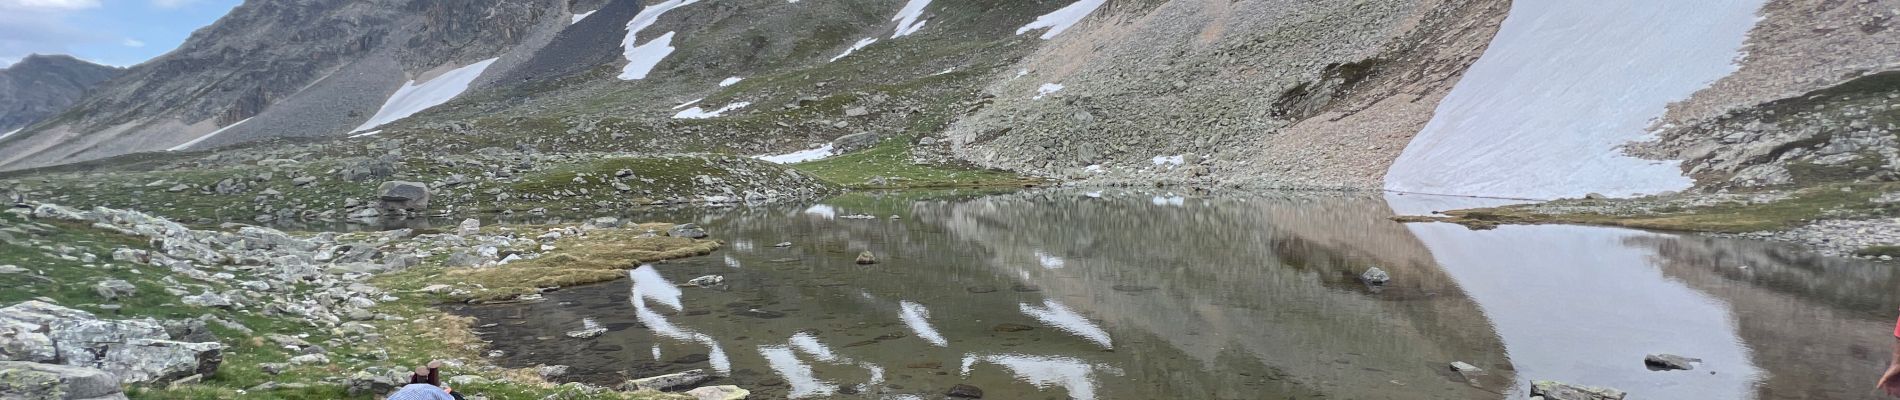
[1643,353,1700,371]
[1529,380,1626,400]
[686,275,725,287]
[625,369,711,391]
[946,383,984,398]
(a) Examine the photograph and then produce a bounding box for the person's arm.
[1881,315,1900,397]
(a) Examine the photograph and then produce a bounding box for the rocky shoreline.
[0,200,747,399]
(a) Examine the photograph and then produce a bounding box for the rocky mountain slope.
[0,55,122,135]
[0,0,1895,200]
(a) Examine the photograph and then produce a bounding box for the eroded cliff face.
[941,0,1508,189]
[0,55,122,134]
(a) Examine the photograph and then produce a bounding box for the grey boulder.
[0,361,128,400]
[375,181,431,210]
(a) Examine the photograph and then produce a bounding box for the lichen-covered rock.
[0,361,128,400]
[686,385,750,400]
[0,301,223,385]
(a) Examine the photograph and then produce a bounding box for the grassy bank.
[1415,183,1900,233]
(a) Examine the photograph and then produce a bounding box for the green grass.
[1855,246,1900,258]
[1442,183,1900,233]
[790,137,1038,189]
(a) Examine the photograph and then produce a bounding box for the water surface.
[450,190,1900,399]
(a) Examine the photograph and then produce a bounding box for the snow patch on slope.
[0,128,19,141]
[169,118,253,151]
[757,144,836,164]
[1033,83,1064,99]
[571,10,596,24]
[619,0,702,80]
[353,58,499,132]
[620,31,677,80]
[1016,0,1107,40]
[830,38,878,62]
[890,0,932,38]
[718,76,744,87]
[673,102,751,119]
[1383,0,1763,200]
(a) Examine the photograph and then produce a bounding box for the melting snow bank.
[756,144,836,164]
[1016,0,1107,39]
[353,58,498,132]
[620,32,678,80]
[168,118,253,151]
[672,102,751,119]
[830,38,878,62]
[1406,223,1759,398]
[1383,0,1763,200]
[1382,192,1533,217]
[890,0,932,38]
[619,0,702,80]
[1033,83,1064,99]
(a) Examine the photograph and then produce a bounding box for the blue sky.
[0,0,240,68]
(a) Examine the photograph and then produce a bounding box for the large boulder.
[375,181,431,210]
[0,361,127,400]
[0,301,222,386]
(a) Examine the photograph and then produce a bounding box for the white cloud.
[0,0,100,11]
[121,38,144,47]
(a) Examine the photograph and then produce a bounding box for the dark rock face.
[0,55,122,133]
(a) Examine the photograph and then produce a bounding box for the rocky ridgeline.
[1640,72,1900,189]
[0,201,738,398]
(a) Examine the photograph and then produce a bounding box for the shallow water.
[448,190,1900,399]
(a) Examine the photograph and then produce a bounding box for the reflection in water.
[960,353,1118,400]
[898,300,949,347]
[758,345,839,398]
[1034,250,1066,269]
[628,265,731,374]
[450,189,1900,400]
[1019,300,1112,349]
[1407,223,1758,398]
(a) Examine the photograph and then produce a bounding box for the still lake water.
[445,190,1900,399]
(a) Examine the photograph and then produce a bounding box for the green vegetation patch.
[1440,183,1900,233]
[379,226,719,302]
[1855,246,1900,258]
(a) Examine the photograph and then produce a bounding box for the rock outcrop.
[0,361,129,400]
[0,302,222,386]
